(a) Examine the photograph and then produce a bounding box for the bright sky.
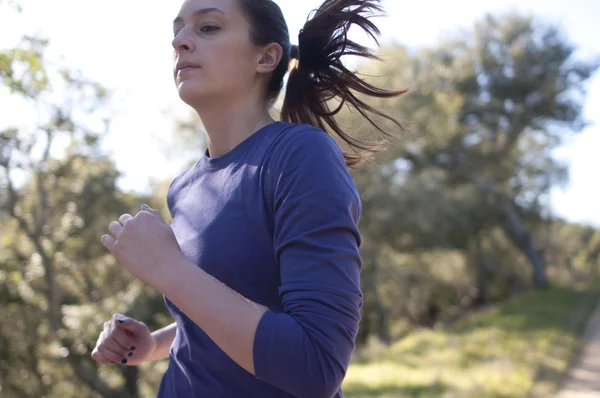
[1,0,599,227]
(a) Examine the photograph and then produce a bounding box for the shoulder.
[267,122,346,170]
[264,123,360,214]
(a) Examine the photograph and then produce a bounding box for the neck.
[192,93,273,158]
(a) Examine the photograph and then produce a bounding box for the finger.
[103,334,131,357]
[114,315,148,336]
[141,204,162,218]
[92,324,112,364]
[103,320,111,337]
[113,328,136,351]
[111,314,136,350]
[108,220,123,238]
[101,234,116,252]
[98,344,128,364]
[91,347,111,364]
[119,213,134,225]
[103,321,114,346]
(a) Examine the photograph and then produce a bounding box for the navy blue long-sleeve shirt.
[158,121,363,398]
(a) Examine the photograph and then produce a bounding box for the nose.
[172,29,194,54]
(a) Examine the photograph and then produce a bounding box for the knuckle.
[112,335,128,350]
[106,337,124,352]
[110,330,121,341]
[98,346,114,358]
[112,328,124,338]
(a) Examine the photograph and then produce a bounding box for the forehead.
[177,0,239,18]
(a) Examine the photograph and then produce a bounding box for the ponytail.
[282,0,407,166]
[237,0,406,166]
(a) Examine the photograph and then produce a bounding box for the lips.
[176,61,201,74]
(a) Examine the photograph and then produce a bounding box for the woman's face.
[172,0,262,107]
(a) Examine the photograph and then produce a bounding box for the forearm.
[147,322,177,362]
[156,259,267,375]
[154,257,358,397]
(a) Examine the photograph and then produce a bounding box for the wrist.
[146,331,160,361]
[147,322,177,362]
[154,255,196,295]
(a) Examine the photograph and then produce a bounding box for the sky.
[1,0,599,227]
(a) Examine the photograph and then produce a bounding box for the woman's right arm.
[147,322,177,361]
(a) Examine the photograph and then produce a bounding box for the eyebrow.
[173,8,225,25]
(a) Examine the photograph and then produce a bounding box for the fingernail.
[121,358,128,364]
[128,352,133,357]
[130,346,136,350]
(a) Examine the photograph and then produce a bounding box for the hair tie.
[290,44,299,60]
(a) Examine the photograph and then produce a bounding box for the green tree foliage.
[345,13,598,343]
[0,32,171,398]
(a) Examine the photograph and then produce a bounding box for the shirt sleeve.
[253,127,363,398]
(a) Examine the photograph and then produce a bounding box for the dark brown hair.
[237,0,406,166]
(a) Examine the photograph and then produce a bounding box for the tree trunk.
[356,262,374,347]
[122,367,140,398]
[472,234,490,306]
[356,304,371,347]
[371,257,391,344]
[501,202,549,289]
[5,167,123,397]
[356,251,390,346]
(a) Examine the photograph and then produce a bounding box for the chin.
[176,80,208,107]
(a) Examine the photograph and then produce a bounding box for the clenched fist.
[91,314,156,366]
[101,205,188,290]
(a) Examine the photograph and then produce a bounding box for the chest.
[167,166,279,302]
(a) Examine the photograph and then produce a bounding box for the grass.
[343,281,600,398]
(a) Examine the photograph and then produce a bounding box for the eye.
[199,25,220,33]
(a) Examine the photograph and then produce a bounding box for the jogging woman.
[91,0,404,396]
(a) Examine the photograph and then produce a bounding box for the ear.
[256,43,284,74]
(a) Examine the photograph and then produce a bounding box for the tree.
[327,13,598,343]
[0,28,172,397]
[349,12,597,293]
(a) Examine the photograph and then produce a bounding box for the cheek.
[206,43,256,84]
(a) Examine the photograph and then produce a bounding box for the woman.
[91,0,404,396]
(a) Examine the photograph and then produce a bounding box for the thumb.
[115,316,148,335]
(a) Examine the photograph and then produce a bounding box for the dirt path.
[556,300,600,397]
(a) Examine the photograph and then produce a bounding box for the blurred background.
[1,0,599,397]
